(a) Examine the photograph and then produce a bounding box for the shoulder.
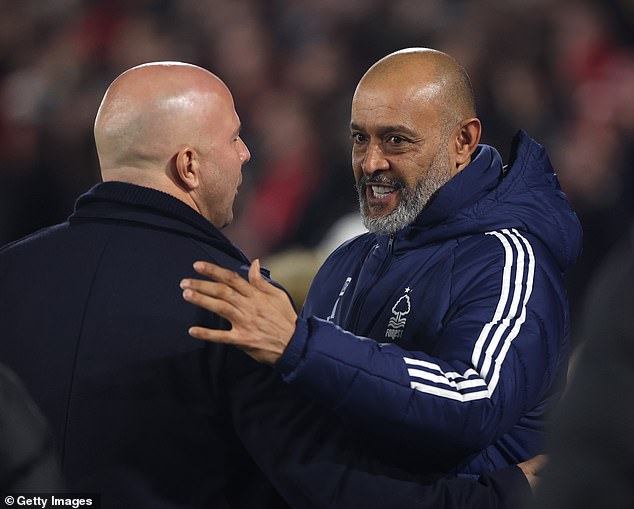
[0,224,71,273]
[453,229,554,270]
[448,229,562,300]
[446,230,567,338]
[0,223,68,254]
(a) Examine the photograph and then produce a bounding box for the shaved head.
[94,62,250,228]
[95,62,232,177]
[357,48,476,132]
[351,48,481,234]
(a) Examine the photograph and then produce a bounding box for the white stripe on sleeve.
[403,229,535,402]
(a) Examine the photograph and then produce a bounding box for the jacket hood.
[400,130,582,271]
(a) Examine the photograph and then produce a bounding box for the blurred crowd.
[1,0,633,339]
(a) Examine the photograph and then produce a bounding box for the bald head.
[94,62,233,180]
[357,48,476,131]
[94,62,251,228]
[350,48,481,233]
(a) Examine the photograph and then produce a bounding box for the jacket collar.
[371,130,582,272]
[413,143,503,230]
[71,181,251,264]
[381,142,503,248]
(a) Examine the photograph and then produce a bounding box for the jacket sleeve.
[223,348,532,509]
[276,232,568,461]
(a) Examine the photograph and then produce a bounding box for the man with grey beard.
[356,139,450,234]
[181,48,582,479]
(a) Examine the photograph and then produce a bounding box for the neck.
[101,167,202,216]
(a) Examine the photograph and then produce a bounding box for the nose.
[362,143,389,175]
[239,138,251,164]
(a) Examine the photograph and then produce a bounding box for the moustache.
[357,174,405,192]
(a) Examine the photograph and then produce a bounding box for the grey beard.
[357,147,451,235]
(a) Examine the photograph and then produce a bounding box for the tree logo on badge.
[386,287,411,340]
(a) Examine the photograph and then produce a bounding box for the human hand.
[180,259,297,365]
[517,454,547,494]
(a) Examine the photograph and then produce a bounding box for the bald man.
[95,62,249,227]
[0,61,539,509]
[182,48,582,475]
[0,62,279,508]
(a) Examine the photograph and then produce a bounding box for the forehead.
[204,88,240,128]
[351,80,441,133]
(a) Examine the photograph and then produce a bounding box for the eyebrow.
[350,122,419,138]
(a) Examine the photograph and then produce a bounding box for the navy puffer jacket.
[278,131,583,474]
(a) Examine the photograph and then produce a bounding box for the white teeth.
[371,185,394,198]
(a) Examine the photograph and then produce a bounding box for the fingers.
[180,278,244,317]
[192,261,253,296]
[522,454,548,476]
[248,259,276,294]
[188,326,234,344]
[182,259,296,365]
[181,277,241,302]
[189,323,282,365]
[181,288,243,322]
[248,259,263,286]
[192,259,279,298]
[518,454,548,493]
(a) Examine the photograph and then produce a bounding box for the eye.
[351,132,367,144]
[388,135,406,144]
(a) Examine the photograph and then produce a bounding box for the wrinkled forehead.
[351,79,442,131]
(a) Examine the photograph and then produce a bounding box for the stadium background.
[1,0,632,340]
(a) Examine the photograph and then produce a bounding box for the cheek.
[352,166,363,184]
[219,148,241,176]
[403,170,426,190]
[351,150,364,180]
[402,151,434,182]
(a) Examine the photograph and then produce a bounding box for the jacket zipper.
[347,234,395,333]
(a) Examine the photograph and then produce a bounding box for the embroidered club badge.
[385,287,411,340]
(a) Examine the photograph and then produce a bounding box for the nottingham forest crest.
[385,287,411,340]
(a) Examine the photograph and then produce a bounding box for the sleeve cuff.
[275,317,309,380]
[482,464,533,508]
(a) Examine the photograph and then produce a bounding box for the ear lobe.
[453,118,482,173]
[175,147,200,191]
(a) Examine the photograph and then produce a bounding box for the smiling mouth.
[368,184,397,199]
[358,175,404,211]
[364,184,402,214]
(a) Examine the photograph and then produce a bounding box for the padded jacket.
[0,182,533,508]
[277,131,583,474]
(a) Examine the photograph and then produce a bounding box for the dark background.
[1,0,632,340]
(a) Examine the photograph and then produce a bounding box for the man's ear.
[451,118,482,176]
[175,147,200,190]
